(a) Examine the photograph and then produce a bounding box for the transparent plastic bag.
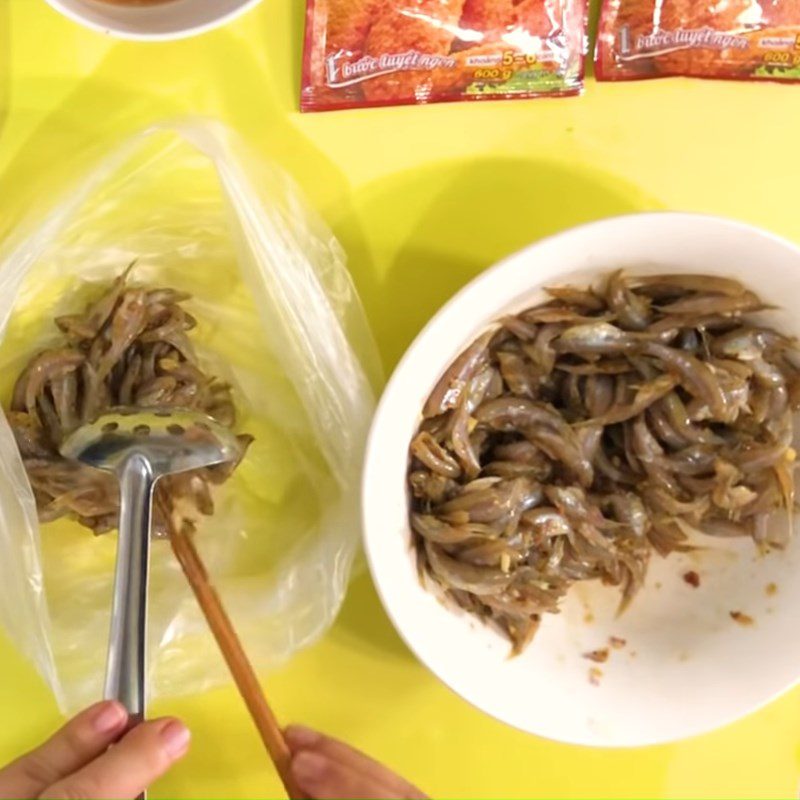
[0,119,379,712]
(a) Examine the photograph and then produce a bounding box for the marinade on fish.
[7,265,252,538]
[408,271,798,653]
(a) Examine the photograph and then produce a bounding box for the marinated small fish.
[408,270,796,654]
[6,266,252,540]
[605,270,651,330]
[555,322,637,355]
[657,291,766,317]
[410,431,462,478]
[424,329,495,417]
[12,349,85,417]
[546,285,605,311]
[631,274,748,297]
[583,374,677,426]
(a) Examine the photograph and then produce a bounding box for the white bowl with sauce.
[362,212,800,747]
[44,0,262,41]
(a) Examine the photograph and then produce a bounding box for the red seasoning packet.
[596,0,800,82]
[301,0,588,111]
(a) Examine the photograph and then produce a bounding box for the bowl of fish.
[362,212,800,746]
[45,0,262,40]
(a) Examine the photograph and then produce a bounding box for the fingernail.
[159,720,191,759]
[293,751,328,783]
[285,725,320,749]
[92,701,127,734]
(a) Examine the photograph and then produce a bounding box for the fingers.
[0,701,128,799]
[41,717,190,800]
[291,751,407,800]
[285,726,426,800]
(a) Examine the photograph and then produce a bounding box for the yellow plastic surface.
[1,1,800,797]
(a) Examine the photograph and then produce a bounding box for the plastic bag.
[301,0,588,111]
[596,0,800,82]
[0,119,379,712]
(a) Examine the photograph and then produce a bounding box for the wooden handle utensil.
[169,528,305,800]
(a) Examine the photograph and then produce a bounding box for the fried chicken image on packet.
[301,0,588,110]
[596,0,800,82]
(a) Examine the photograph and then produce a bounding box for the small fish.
[408,471,457,504]
[56,260,136,341]
[7,412,54,459]
[12,349,84,416]
[555,322,637,355]
[658,392,722,445]
[407,270,794,657]
[411,513,496,544]
[410,431,462,479]
[647,405,689,449]
[658,291,766,317]
[631,274,748,297]
[135,376,179,407]
[522,507,573,538]
[8,267,251,545]
[425,541,512,595]
[545,285,605,312]
[711,326,793,361]
[440,477,541,526]
[95,289,148,380]
[605,270,651,331]
[476,397,567,433]
[643,485,710,521]
[424,329,495,417]
[496,350,539,398]
[602,492,649,537]
[521,307,607,325]
[49,369,79,433]
[523,323,563,375]
[583,374,677,426]
[555,359,632,375]
[644,343,728,420]
[584,374,615,418]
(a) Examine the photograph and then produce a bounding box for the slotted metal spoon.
[60,409,240,724]
[60,409,303,799]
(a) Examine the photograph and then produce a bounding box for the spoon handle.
[106,454,155,725]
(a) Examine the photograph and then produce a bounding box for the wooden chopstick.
[169,527,305,800]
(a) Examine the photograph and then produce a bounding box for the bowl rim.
[43,0,263,41]
[361,210,800,747]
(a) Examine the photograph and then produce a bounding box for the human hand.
[0,700,189,799]
[286,726,427,800]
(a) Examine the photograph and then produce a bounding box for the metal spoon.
[60,409,241,724]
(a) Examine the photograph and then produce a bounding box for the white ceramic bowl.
[45,0,262,41]
[362,212,800,747]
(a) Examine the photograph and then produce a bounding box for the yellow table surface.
[2,1,800,797]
